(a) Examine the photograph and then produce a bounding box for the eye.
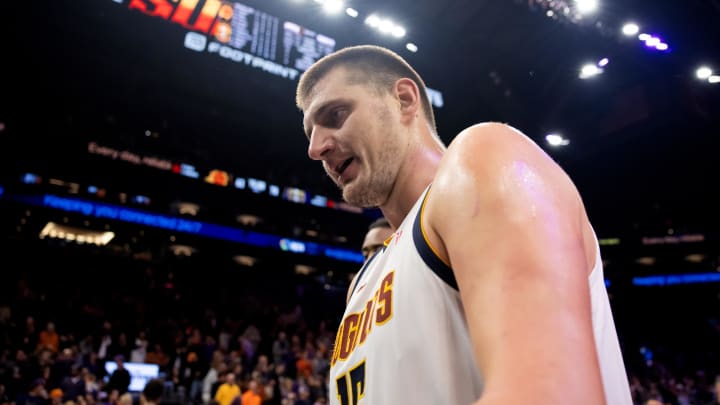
[328,107,348,127]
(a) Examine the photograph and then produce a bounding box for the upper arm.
[424,123,605,403]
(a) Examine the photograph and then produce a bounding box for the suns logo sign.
[128,0,230,37]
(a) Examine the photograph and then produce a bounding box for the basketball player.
[296,45,632,404]
[347,217,394,304]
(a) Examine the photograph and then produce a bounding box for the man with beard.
[295,44,632,404]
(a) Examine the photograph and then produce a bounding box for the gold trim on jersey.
[418,188,452,268]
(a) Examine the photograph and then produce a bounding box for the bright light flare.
[545,134,570,146]
[696,66,713,80]
[622,23,639,36]
[574,0,598,14]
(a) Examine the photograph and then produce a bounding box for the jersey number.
[335,359,366,405]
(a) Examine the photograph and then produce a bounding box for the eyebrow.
[303,98,346,139]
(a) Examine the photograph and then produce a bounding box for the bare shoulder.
[422,121,586,267]
[442,121,567,181]
[421,122,605,401]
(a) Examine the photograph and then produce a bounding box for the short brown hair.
[296,44,436,133]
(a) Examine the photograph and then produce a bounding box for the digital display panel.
[104,361,160,392]
[127,0,336,81]
[121,0,444,107]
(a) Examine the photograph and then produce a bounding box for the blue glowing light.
[17,193,364,263]
[633,273,720,286]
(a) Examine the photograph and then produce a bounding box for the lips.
[336,157,354,176]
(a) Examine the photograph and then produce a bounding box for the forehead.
[304,67,352,107]
[302,68,368,118]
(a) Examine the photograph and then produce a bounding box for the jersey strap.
[411,188,459,290]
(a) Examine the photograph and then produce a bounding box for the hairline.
[297,54,437,133]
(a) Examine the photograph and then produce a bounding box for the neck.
[380,128,445,228]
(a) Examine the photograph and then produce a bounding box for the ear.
[394,78,420,124]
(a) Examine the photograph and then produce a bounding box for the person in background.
[213,373,240,405]
[346,217,394,305]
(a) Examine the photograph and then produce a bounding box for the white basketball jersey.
[328,187,632,405]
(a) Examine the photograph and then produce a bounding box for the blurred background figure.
[360,218,393,261]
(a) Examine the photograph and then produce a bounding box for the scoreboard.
[122,0,444,106]
[127,0,336,81]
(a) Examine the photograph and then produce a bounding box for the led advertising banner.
[126,0,336,81]
[118,0,444,107]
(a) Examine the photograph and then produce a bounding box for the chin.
[343,183,385,208]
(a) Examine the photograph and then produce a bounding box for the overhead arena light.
[579,63,603,79]
[39,222,115,246]
[322,0,343,14]
[696,66,713,80]
[365,14,406,38]
[574,0,598,14]
[545,133,570,147]
[622,23,639,36]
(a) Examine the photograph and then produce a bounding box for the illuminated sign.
[88,142,172,171]
[633,272,720,286]
[248,178,267,194]
[127,0,334,81]
[18,193,364,263]
[310,194,327,207]
[279,238,306,253]
[22,173,42,185]
[86,142,366,215]
[426,87,444,108]
[283,187,307,204]
[641,234,705,245]
[104,362,160,392]
[179,163,200,179]
[205,169,231,186]
[123,0,445,107]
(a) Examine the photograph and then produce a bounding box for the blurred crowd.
[0,256,718,405]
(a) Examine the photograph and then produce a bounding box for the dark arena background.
[1,1,719,404]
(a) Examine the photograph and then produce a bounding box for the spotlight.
[696,66,713,80]
[622,23,639,36]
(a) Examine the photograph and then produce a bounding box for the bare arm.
[424,122,605,404]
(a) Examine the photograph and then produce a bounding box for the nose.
[307,127,334,161]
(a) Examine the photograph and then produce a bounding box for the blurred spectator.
[36,322,59,355]
[0,384,12,405]
[131,331,149,363]
[48,388,62,405]
[105,355,130,395]
[141,378,165,405]
[17,378,48,405]
[59,365,85,403]
[703,375,720,405]
[213,373,240,405]
[240,379,261,405]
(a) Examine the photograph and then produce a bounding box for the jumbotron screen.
[126,0,336,81]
